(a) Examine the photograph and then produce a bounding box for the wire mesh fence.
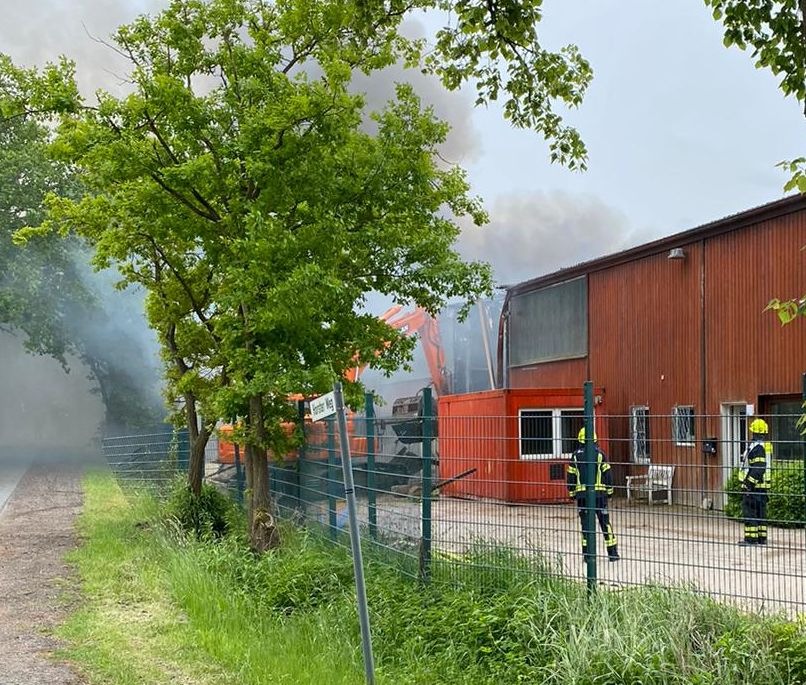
[102,428,189,491]
[102,391,806,615]
[271,392,806,615]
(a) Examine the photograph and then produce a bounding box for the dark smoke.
[457,190,652,287]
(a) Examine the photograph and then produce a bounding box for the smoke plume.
[0,331,104,459]
[457,191,652,287]
[1,0,165,96]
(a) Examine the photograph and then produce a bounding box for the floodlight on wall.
[667,247,686,260]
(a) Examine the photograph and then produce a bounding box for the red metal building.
[495,195,806,506]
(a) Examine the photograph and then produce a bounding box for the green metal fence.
[102,427,189,489]
[105,387,806,615]
[280,387,806,615]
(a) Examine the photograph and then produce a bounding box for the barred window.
[672,405,695,446]
[630,406,650,464]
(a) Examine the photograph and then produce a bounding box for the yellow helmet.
[749,418,768,435]
[577,427,598,443]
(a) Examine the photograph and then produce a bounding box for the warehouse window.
[630,406,650,464]
[509,277,587,366]
[672,405,695,446]
[520,409,584,460]
[767,400,801,460]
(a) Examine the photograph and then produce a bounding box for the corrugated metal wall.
[507,204,806,503]
[589,245,705,499]
[509,357,587,388]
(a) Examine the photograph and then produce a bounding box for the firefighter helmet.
[577,427,598,443]
[749,418,769,435]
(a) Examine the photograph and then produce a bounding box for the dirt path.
[0,464,85,685]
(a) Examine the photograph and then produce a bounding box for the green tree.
[0,66,163,433]
[7,0,597,549]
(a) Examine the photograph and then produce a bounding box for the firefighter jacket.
[567,447,614,498]
[740,440,768,492]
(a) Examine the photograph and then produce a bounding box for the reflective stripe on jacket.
[740,441,768,491]
[567,447,614,497]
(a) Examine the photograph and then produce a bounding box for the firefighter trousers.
[741,491,768,544]
[577,493,619,559]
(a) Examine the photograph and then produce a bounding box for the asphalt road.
[0,463,27,514]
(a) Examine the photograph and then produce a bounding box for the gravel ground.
[0,464,84,685]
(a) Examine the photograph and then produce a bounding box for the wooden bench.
[626,464,675,505]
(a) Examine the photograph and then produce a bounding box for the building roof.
[506,193,806,298]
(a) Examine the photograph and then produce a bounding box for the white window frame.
[519,408,585,461]
[672,405,695,447]
[630,405,651,464]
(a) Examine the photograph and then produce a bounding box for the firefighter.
[738,418,770,546]
[567,427,620,562]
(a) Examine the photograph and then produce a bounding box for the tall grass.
[61,472,806,685]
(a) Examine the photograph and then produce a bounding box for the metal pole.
[327,416,337,539]
[419,387,434,583]
[233,442,244,506]
[296,400,306,514]
[365,393,377,540]
[583,381,597,595]
[334,382,376,685]
[801,374,806,541]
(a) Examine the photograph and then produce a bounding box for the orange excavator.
[343,305,450,396]
[218,305,449,463]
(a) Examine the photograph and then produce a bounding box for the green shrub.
[768,461,806,528]
[163,478,236,539]
[724,469,743,520]
[187,526,356,615]
[724,463,806,528]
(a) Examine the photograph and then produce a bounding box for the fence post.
[233,443,244,506]
[365,393,378,541]
[419,387,434,583]
[583,381,598,595]
[327,415,338,539]
[802,373,806,535]
[296,399,306,515]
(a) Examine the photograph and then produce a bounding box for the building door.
[719,404,747,510]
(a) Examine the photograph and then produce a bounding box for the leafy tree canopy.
[4,0,597,545]
[0,73,162,432]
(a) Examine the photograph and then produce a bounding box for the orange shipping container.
[438,387,608,504]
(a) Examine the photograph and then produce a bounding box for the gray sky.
[2,0,802,418]
[459,0,803,283]
[1,0,802,285]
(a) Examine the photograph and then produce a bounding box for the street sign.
[310,391,337,422]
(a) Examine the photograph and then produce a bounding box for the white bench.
[626,464,675,505]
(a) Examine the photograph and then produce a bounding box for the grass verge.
[60,471,806,684]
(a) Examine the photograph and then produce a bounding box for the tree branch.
[143,110,222,221]
[139,232,220,345]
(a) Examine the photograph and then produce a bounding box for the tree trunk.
[246,394,281,551]
[184,392,211,496]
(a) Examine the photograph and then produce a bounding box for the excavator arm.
[346,306,449,396]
